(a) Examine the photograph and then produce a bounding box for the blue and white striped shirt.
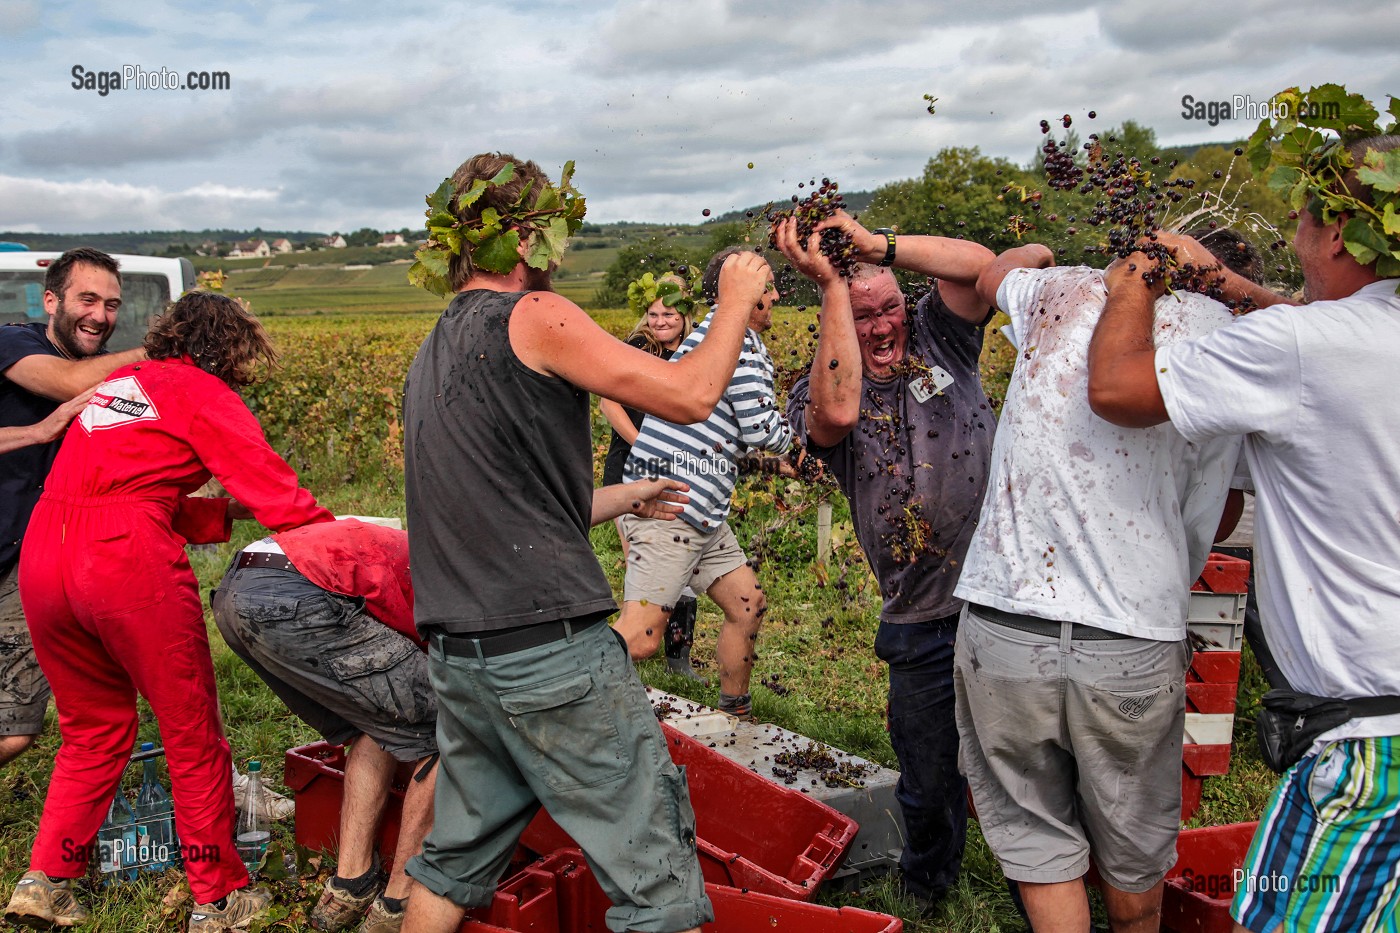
[624,312,792,531]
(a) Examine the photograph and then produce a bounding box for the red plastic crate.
[1183,743,1232,778]
[1161,822,1259,933]
[522,723,858,901]
[462,848,901,933]
[289,725,858,903]
[1191,553,1250,594]
[1186,681,1238,714]
[1187,651,1242,685]
[284,742,412,870]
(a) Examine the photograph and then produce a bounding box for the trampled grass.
[0,305,1273,932]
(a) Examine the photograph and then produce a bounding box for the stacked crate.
[1181,553,1249,820]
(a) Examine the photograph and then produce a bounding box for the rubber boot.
[664,596,706,682]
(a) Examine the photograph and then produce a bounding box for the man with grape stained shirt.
[775,214,994,911]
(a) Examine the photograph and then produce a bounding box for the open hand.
[32,389,95,444]
[626,478,690,520]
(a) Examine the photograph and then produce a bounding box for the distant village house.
[228,239,270,258]
[324,234,347,249]
[378,233,406,248]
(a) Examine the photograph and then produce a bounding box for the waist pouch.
[1257,688,1400,773]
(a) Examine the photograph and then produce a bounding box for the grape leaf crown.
[1245,84,1400,283]
[627,269,702,318]
[408,160,587,297]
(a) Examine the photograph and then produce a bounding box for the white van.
[0,250,197,352]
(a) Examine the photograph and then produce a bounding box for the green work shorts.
[405,619,712,933]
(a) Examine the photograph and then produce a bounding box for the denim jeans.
[874,612,966,898]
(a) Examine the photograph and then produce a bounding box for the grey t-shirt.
[403,289,617,635]
[788,286,994,622]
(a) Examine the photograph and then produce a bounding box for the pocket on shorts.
[232,592,304,625]
[498,669,630,792]
[325,636,431,725]
[0,633,49,707]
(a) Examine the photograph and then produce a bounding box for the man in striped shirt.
[615,247,791,719]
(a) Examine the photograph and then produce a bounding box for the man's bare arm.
[1086,254,1170,427]
[773,218,861,447]
[977,244,1055,310]
[0,390,93,455]
[817,210,995,322]
[512,252,770,424]
[3,347,144,402]
[591,478,689,525]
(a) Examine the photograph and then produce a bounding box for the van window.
[0,270,172,353]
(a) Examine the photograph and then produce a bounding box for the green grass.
[0,304,1279,932]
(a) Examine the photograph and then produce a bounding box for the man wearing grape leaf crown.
[400,151,772,933]
[1089,133,1400,933]
[775,213,993,913]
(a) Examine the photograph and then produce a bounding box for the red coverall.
[18,358,332,903]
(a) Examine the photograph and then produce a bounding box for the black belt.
[969,603,1130,640]
[235,551,297,573]
[437,616,604,659]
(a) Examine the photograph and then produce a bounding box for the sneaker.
[356,897,405,933]
[309,871,385,932]
[188,885,272,932]
[4,870,90,928]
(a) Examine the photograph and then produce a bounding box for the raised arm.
[511,252,770,424]
[817,210,995,322]
[4,347,145,402]
[1086,253,1171,427]
[773,218,861,447]
[978,244,1055,310]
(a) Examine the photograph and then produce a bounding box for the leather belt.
[235,551,297,573]
[969,603,1130,640]
[437,616,604,659]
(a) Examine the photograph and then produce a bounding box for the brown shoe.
[4,870,90,928]
[309,873,385,932]
[188,886,272,932]
[356,897,405,933]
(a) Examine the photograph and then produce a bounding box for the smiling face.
[45,262,122,358]
[850,267,908,377]
[645,299,686,349]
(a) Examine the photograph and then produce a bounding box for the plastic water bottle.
[98,786,138,879]
[235,760,271,874]
[134,742,176,870]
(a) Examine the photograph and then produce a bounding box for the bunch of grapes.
[766,178,861,278]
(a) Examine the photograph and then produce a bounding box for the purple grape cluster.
[766,178,861,279]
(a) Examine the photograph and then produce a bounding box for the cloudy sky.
[1,0,1397,234]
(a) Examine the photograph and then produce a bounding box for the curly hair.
[144,292,277,388]
[445,152,553,291]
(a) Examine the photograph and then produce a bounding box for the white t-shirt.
[1158,278,1400,746]
[954,266,1241,640]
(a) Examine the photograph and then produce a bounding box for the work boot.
[310,864,386,932]
[356,897,406,933]
[4,870,90,928]
[718,691,753,722]
[664,596,706,683]
[188,885,272,932]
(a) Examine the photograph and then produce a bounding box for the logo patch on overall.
[79,375,161,433]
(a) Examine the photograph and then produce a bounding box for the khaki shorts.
[0,563,50,737]
[619,515,748,607]
[954,606,1188,893]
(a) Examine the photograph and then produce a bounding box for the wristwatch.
[872,228,896,267]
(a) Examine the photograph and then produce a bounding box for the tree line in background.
[594,121,1300,309]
